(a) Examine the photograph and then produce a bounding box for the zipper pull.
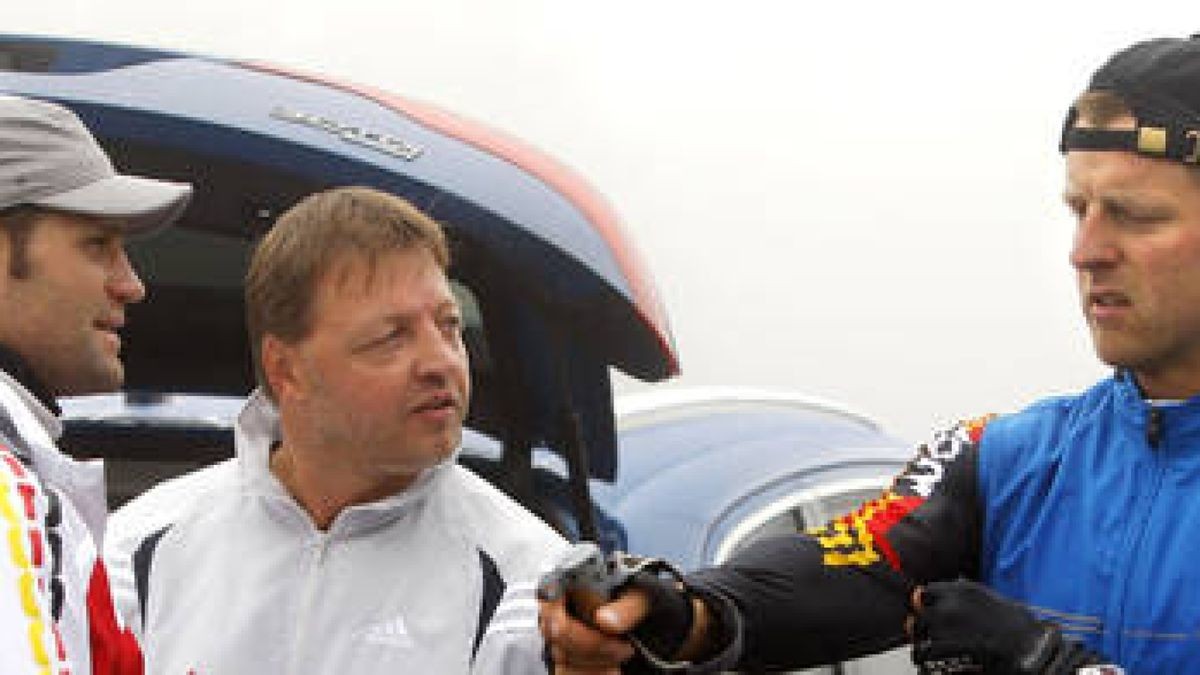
[1147,407,1164,449]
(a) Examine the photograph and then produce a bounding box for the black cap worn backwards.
[1060,35,1200,163]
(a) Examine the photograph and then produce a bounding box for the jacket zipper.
[1147,407,1164,448]
[290,534,330,675]
[1110,408,1166,661]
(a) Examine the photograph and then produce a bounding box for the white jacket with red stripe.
[0,371,141,675]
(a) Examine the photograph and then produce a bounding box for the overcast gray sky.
[6,2,1193,441]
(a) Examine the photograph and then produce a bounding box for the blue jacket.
[981,371,1200,672]
[686,371,1195,673]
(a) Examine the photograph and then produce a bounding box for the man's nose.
[414,322,464,378]
[1069,210,1120,270]
[108,248,147,304]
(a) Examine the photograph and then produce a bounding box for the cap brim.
[31,173,192,235]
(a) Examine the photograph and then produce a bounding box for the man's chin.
[58,363,125,397]
[1090,334,1142,368]
[381,438,459,473]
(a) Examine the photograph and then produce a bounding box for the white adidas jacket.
[106,390,567,674]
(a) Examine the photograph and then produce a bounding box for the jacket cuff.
[677,582,744,673]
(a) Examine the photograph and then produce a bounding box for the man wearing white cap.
[0,94,191,675]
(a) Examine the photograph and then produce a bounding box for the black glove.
[910,580,1112,674]
[620,567,695,674]
[538,544,697,673]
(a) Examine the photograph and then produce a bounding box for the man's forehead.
[1064,148,1200,199]
[320,247,449,297]
[28,208,127,233]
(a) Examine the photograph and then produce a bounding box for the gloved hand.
[537,544,697,673]
[908,580,1114,675]
[624,566,695,665]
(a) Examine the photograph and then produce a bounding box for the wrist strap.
[617,555,696,671]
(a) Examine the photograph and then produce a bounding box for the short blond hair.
[1072,90,1136,127]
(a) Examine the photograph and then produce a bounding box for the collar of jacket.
[233,388,462,535]
[1112,368,1200,446]
[0,342,59,416]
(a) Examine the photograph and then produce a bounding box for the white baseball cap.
[0,94,191,233]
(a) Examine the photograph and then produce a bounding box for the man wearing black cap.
[541,35,1200,675]
[0,95,190,674]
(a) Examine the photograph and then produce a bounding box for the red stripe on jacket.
[87,560,143,675]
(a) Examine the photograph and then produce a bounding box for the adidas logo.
[361,615,415,648]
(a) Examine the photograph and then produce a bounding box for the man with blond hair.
[541,34,1200,674]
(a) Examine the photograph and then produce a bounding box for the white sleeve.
[470,581,550,675]
[0,452,69,675]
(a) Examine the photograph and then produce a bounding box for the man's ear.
[262,335,302,402]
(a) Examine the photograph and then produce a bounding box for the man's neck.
[0,343,59,416]
[268,441,418,531]
[1128,366,1200,402]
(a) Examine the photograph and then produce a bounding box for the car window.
[801,487,886,526]
[124,223,490,391]
[715,477,888,562]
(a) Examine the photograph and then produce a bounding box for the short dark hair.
[245,186,451,399]
[0,205,43,279]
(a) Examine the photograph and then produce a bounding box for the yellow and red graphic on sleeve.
[807,491,924,570]
[960,416,990,445]
[809,415,994,571]
[1,446,69,675]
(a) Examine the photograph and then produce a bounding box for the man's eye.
[1067,202,1085,220]
[369,329,406,348]
[440,316,463,333]
[1111,205,1168,227]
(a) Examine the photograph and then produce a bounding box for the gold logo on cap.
[1137,127,1168,155]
